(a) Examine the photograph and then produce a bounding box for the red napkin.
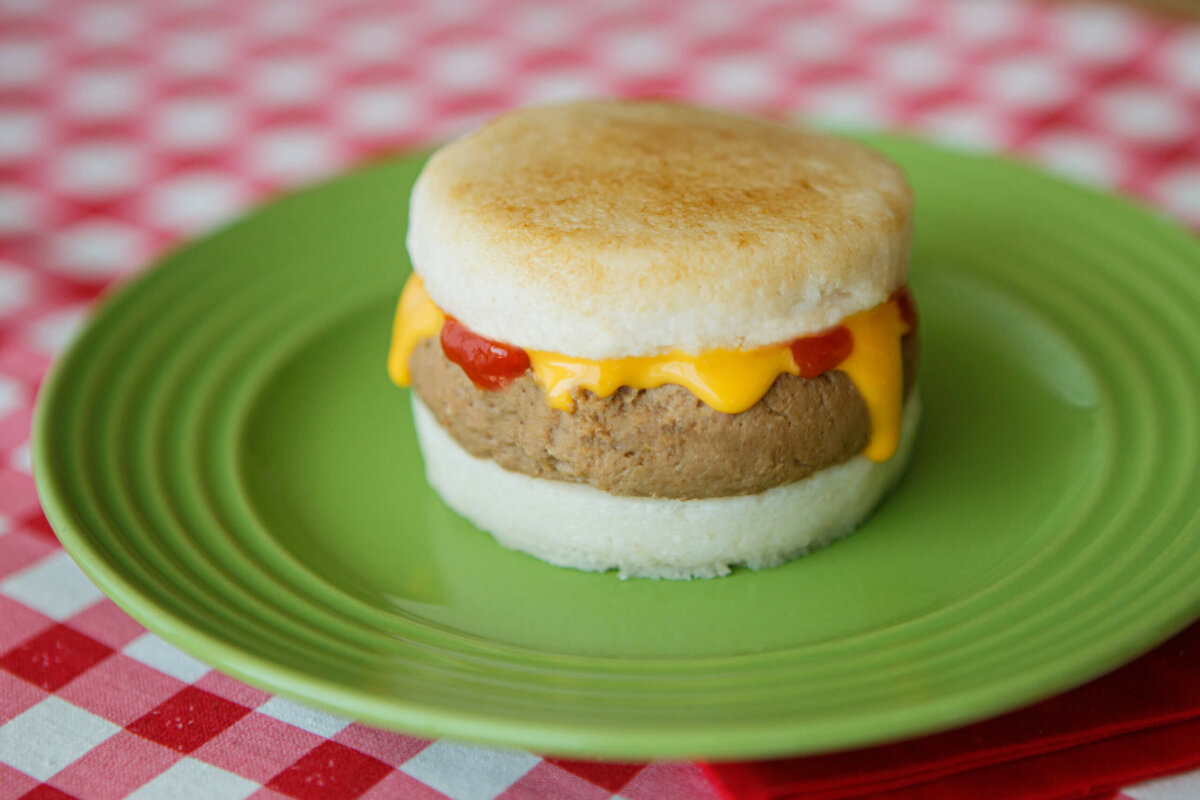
[701,619,1200,800]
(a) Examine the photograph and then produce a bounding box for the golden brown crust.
[408,334,918,499]
[408,100,914,358]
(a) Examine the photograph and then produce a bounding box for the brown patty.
[408,334,918,499]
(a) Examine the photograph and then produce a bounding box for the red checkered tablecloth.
[2,1,1200,798]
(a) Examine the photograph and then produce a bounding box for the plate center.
[237,271,1103,658]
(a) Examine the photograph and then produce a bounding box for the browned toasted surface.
[429,102,911,252]
[408,335,918,499]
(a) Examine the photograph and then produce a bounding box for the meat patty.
[408,334,918,499]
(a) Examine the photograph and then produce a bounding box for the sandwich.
[388,100,919,579]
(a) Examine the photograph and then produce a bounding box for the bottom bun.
[412,392,921,580]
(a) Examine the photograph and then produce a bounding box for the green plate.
[34,135,1200,760]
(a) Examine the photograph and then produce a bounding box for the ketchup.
[893,286,918,331]
[440,317,531,390]
[787,287,914,379]
[789,326,854,379]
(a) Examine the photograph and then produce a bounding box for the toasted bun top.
[407,100,913,358]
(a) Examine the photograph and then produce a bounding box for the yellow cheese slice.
[387,275,911,462]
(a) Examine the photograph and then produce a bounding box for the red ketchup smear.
[790,326,854,379]
[893,286,919,331]
[440,317,531,390]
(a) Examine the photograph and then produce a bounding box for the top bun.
[407,100,913,359]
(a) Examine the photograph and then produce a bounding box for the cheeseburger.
[388,100,919,579]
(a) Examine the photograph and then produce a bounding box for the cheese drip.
[387,275,911,462]
[387,276,444,385]
[838,301,909,462]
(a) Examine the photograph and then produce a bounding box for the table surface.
[2,0,1200,798]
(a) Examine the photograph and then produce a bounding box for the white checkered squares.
[342,85,425,138]
[250,127,342,185]
[517,72,601,105]
[0,39,52,89]
[51,141,150,199]
[251,0,317,39]
[914,105,1015,152]
[256,696,351,738]
[1048,4,1144,65]
[252,56,330,109]
[10,442,30,475]
[0,374,24,420]
[872,42,954,91]
[1127,769,1200,800]
[160,28,234,77]
[0,0,54,14]
[0,110,45,165]
[1155,168,1200,226]
[799,82,894,129]
[0,697,119,780]
[684,1,743,35]
[154,96,239,152]
[431,43,507,91]
[74,3,144,48]
[982,55,1080,110]
[63,68,145,120]
[845,0,917,23]
[0,187,41,237]
[126,758,257,800]
[337,16,407,65]
[943,0,1025,43]
[600,29,676,75]
[776,15,849,64]
[695,54,783,105]
[1029,132,1128,187]
[400,741,539,800]
[513,5,574,46]
[1090,84,1194,145]
[0,550,104,620]
[1160,31,1200,91]
[28,305,89,356]
[123,633,212,683]
[143,172,249,234]
[50,219,148,276]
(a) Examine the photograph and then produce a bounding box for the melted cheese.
[526,346,798,415]
[839,301,909,462]
[387,275,911,462]
[387,275,444,386]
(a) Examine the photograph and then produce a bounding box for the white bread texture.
[412,393,921,580]
[406,100,913,359]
